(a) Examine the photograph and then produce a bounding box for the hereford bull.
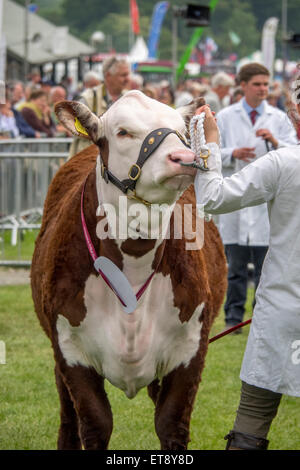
[31,90,227,450]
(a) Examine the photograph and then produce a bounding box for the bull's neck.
[96,183,170,288]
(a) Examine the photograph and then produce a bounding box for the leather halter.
[99,127,190,205]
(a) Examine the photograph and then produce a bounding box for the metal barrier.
[0,137,72,267]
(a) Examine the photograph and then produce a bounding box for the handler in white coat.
[217,63,297,330]
[194,97,300,450]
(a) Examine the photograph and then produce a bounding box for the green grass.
[0,283,299,450]
[0,229,39,261]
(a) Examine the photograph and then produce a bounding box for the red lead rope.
[209,318,252,343]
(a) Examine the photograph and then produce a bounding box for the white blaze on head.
[55,90,198,206]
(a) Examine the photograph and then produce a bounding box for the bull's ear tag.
[74,117,89,136]
[94,256,137,314]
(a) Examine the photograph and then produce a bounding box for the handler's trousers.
[224,244,268,326]
[233,381,282,439]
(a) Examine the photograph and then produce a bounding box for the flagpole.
[129,0,135,53]
[24,0,30,82]
[172,7,178,86]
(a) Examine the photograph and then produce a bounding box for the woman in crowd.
[18,89,55,137]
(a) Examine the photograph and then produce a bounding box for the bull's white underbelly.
[56,272,204,398]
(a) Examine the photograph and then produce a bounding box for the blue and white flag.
[147,2,169,59]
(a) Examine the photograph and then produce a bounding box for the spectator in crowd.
[174,81,194,107]
[231,87,244,104]
[0,94,19,138]
[158,86,175,107]
[49,86,72,137]
[216,62,297,332]
[83,71,102,90]
[204,71,235,112]
[129,73,144,90]
[10,81,25,108]
[27,67,41,88]
[187,81,209,100]
[142,83,159,100]
[69,55,130,158]
[18,89,55,137]
[39,78,55,96]
[59,75,74,100]
[12,107,41,138]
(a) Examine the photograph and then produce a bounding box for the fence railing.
[0,137,72,267]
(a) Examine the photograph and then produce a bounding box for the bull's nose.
[168,149,196,165]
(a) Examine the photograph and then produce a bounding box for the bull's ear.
[54,100,104,142]
[177,97,206,128]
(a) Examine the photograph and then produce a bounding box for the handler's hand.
[232,147,256,162]
[256,128,278,148]
[195,105,220,145]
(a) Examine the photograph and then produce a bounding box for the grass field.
[0,282,299,450]
[0,229,39,262]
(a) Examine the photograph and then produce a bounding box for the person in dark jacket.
[12,108,40,138]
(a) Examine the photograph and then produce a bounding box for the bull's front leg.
[55,358,113,450]
[154,346,207,450]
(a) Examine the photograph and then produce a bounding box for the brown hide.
[31,144,226,333]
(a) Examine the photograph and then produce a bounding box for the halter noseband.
[99,127,190,205]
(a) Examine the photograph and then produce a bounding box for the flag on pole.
[28,3,39,13]
[261,17,279,79]
[147,2,169,59]
[176,0,220,81]
[130,0,140,35]
[229,31,241,46]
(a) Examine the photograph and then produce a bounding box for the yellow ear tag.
[74,117,89,136]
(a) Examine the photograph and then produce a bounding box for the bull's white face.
[102,91,196,205]
[56,90,197,206]
[56,90,198,241]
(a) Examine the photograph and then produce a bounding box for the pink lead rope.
[80,180,157,310]
[81,179,251,336]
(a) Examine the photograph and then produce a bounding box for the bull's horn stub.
[74,117,89,136]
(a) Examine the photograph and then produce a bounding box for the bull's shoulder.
[42,144,98,228]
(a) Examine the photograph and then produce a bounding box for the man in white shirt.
[194,82,300,449]
[216,63,297,331]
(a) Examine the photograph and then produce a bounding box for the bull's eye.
[117,129,129,137]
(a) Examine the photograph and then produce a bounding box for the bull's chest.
[56,273,204,398]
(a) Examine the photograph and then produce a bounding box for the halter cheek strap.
[99,127,190,199]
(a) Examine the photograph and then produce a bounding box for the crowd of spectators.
[1,63,299,141]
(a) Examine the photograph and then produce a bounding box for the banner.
[261,17,279,79]
[147,2,169,59]
[176,0,220,81]
[130,0,140,36]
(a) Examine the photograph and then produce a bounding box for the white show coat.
[216,100,297,245]
[195,143,300,396]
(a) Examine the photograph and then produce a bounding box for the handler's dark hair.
[238,63,270,84]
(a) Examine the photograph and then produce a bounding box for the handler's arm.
[194,107,279,214]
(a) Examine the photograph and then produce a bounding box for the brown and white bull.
[31,90,227,450]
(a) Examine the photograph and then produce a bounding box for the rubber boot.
[224,430,269,450]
